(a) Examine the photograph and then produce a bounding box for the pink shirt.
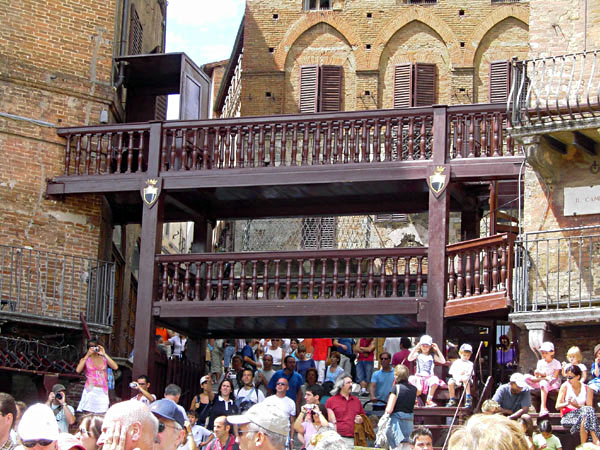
[84,357,108,393]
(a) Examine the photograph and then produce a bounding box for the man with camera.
[130,375,156,406]
[45,384,75,432]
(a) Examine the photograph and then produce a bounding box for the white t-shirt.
[449,359,474,383]
[178,424,213,450]
[133,393,157,406]
[383,338,402,356]
[169,336,187,356]
[236,386,265,404]
[263,394,296,417]
[415,353,435,376]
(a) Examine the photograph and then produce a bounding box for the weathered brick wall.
[239,0,529,116]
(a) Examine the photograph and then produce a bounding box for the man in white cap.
[17,404,59,450]
[97,399,158,450]
[445,343,474,408]
[227,403,289,450]
[45,384,75,433]
[492,373,531,419]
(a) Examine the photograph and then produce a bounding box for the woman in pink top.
[524,341,561,416]
[75,337,118,413]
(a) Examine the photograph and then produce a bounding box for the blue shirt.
[296,359,316,381]
[325,365,345,383]
[241,345,255,362]
[371,368,395,405]
[335,338,354,357]
[268,369,304,402]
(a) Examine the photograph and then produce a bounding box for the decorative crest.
[141,178,161,208]
[428,165,449,198]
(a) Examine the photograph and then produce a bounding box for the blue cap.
[150,399,186,428]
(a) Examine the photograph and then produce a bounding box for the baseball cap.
[227,403,290,437]
[200,375,210,385]
[459,344,473,353]
[58,433,86,450]
[510,373,528,389]
[52,384,67,394]
[18,404,60,442]
[419,335,433,346]
[539,342,554,352]
[150,399,186,428]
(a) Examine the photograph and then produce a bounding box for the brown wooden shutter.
[319,65,342,112]
[128,4,143,55]
[489,60,511,104]
[413,63,436,107]
[393,64,413,108]
[299,65,319,113]
[155,96,167,120]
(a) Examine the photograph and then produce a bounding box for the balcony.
[0,245,115,333]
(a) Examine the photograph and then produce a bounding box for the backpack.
[235,387,258,413]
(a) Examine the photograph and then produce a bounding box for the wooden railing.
[156,248,428,302]
[55,104,519,178]
[446,233,515,300]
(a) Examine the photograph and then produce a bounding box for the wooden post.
[426,105,449,351]
[133,121,163,380]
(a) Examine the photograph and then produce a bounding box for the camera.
[92,346,100,352]
[55,392,63,400]
[129,382,138,388]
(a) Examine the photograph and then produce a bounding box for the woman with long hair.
[207,379,238,430]
[190,375,215,426]
[75,414,103,450]
[75,337,118,414]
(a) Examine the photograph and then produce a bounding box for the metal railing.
[514,225,600,312]
[509,50,600,127]
[0,245,115,327]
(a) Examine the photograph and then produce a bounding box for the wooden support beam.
[572,131,597,155]
[542,135,567,155]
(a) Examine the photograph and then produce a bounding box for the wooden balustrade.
[156,248,428,302]
[54,104,519,178]
[446,233,515,301]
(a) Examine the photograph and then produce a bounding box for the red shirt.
[312,338,332,361]
[326,393,365,437]
[357,338,374,361]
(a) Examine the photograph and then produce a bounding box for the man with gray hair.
[227,403,289,450]
[97,399,158,450]
[164,384,189,422]
[151,399,187,450]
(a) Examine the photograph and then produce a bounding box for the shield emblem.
[428,165,448,198]
[141,178,161,208]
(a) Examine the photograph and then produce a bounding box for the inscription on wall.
[564,185,600,216]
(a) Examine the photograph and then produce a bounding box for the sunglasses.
[276,382,287,386]
[158,422,180,433]
[22,440,54,448]
[566,375,577,380]
[380,357,390,360]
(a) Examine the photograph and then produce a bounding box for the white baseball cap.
[459,343,473,353]
[18,404,60,442]
[419,335,433,346]
[510,373,528,390]
[540,342,554,352]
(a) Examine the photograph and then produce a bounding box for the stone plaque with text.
[564,185,600,216]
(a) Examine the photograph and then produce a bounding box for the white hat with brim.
[459,344,473,353]
[540,342,554,352]
[227,403,290,436]
[419,335,433,346]
[510,373,528,390]
[18,404,60,442]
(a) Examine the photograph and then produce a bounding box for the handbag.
[375,413,390,449]
[560,406,576,417]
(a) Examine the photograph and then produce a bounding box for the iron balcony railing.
[514,225,600,312]
[0,245,115,327]
[509,50,600,127]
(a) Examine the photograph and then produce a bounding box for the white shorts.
[77,386,109,413]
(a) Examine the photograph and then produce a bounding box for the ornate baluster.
[332,258,339,298]
[240,260,247,300]
[302,123,309,165]
[480,115,488,157]
[474,252,481,296]
[161,262,169,301]
[247,126,254,167]
[404,257,411,296]
[468,115,475,158]
[169,130,178,170]
[297,259,304,299]
[356,258,363,297]
[456,116,463,159]
[183,263,190,300]
[379,257,386,297]
[191,129,199,170]
[216,261,224,300]
[313,122,321,165]
[291,124,298,166]
[138,131,146,172]
[492,113,501,157]
[235,126,243,168]
[350,121,358,163]
[341,258,350,297]
[106,132,113,173]
[65,135,72,175]
[274,260,281,299]
[373,120,381,162]
[281,124,287,166]
[456,255,464,298]
[214,127,222,169]
[229,260,236,300]
[285,259,292,299]
[482,249,490,294]
[465,253,472,297]
[335,122,343,164]
[173,264,180,300]
[392,257,399,297]
[361,120,368,162]
[160,129,168,171]
[258,125,265,166]
[343,123,350,164]
[308,259,315,298]
[384,119,392,161]
[407,118,415,160]
[194,262,202,301]
[205,262,213,301]
[94,134,102,174]
[126,131,134,173]
[367,258,374,297]
[448,256,455,300]
[262,260,269,299]
[492,247,499,291]
[324,122,332,164]
[224,127,232,168]
[202,128,210,169]
[419,118,426,160]
[84,134,92,174]
[320,258,327,298]
[251,260,258,300]
[416,256,424,296]
[506,116,514,156]
[269,125,276,167]
[500,245,507,289]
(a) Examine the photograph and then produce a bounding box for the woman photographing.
[76,338,118,414]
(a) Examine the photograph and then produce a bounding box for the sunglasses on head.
[22,440,54,448]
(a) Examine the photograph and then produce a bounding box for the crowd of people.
[2,336,600,450]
